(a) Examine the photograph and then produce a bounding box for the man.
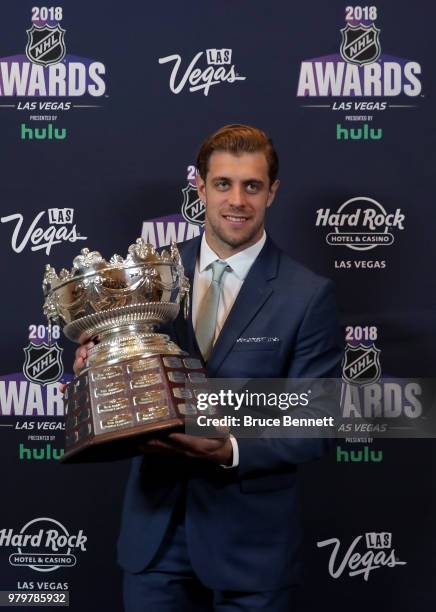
[75,124,342,611]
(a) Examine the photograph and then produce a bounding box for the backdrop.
[0,1,435,610]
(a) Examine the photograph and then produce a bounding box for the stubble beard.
[206,214,264,251]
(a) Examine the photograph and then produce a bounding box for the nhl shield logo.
[26,24,66,66]
[340,23,381,65]
[23,342,64,385]
[181,184,205,226]
[342,343,381,385]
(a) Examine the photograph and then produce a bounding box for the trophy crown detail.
[43,238,185,293]
[42,238,189,342]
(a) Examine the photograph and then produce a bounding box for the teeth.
[225,216,246,222]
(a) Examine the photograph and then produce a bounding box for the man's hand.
[59,339,96,394]
[73,340,95,376]
[61,339,234,467]
[142,433,234,466]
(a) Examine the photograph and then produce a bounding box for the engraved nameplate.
[130,373,162,389]
[136,406,169,422]
[97,397,130,414]
[163,357,182,368]
[100,413,133,429]
[173,388,192,399]
[183,358,202,370]
[94,381,125,397]
[168,371,187,383]
[127,358,160,373]
[133,390,166,406]
[92,366,123,381]
[178,403,197,415]
[188,373,206,383]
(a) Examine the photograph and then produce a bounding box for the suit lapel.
[173,235,281,372]
[207,237,280,376]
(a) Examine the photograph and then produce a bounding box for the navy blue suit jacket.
[117,235,342,590]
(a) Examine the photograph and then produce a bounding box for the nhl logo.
[340,23,381,65]
[342,343,381,385]
[23,342,64,385]
[181,184,205,226]
[26,24,66,66]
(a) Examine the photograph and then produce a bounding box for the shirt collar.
[198,231,267,281]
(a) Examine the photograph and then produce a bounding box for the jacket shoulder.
[274,245,333,297]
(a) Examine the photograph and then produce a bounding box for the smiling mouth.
[222,215,249,224]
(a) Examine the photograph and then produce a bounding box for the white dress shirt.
[192,232,267,338]
[192,231,267,468]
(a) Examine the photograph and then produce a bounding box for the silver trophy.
[43,238,206,463]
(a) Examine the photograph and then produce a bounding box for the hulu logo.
[21,123,67,141]
[336,123,382,141]
[336,445,383,463]
[19,443,64,461]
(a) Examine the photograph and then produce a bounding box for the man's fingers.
[138,439,183,456]
[73,340,96,376]
[147,439,172,449]
[214,424,229,435]
[138,434,230,462]
[166,433,203,452]
[137,439,175,455]
[168,432,227,446]
[166,433,227,456]
[149,438,193,453]
[143,437,199,457]
[77,332,99,345]
[73,357,85,377]
[75,342,94,360]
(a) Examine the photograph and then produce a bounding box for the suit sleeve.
[235,280,343,478]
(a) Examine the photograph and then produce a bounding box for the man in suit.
[75,124,342,611]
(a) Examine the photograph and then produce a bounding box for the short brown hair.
[196,124,279,185]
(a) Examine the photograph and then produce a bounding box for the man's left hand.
[143,433,233,466]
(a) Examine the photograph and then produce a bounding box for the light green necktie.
[196,260,229,361]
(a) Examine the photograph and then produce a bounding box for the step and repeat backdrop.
[0,1,435,610]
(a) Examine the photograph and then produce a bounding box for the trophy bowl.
[43,238,206,463]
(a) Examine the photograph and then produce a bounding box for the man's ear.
[195,173,207,202]
[266,179,280,208]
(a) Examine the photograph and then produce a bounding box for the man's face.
[196,151,279,257]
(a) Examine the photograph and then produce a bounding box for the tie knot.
[210,260,229,284]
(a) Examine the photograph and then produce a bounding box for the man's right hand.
[73,340,95,376]
[59,340,95,395]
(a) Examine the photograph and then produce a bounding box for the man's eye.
[246,183,259,193]
[215,181,229,189]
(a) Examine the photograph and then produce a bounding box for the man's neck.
[204,230,266,260]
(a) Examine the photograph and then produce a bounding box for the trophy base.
[61,353,207,463]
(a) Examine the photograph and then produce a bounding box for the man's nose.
[228,184,246,206]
